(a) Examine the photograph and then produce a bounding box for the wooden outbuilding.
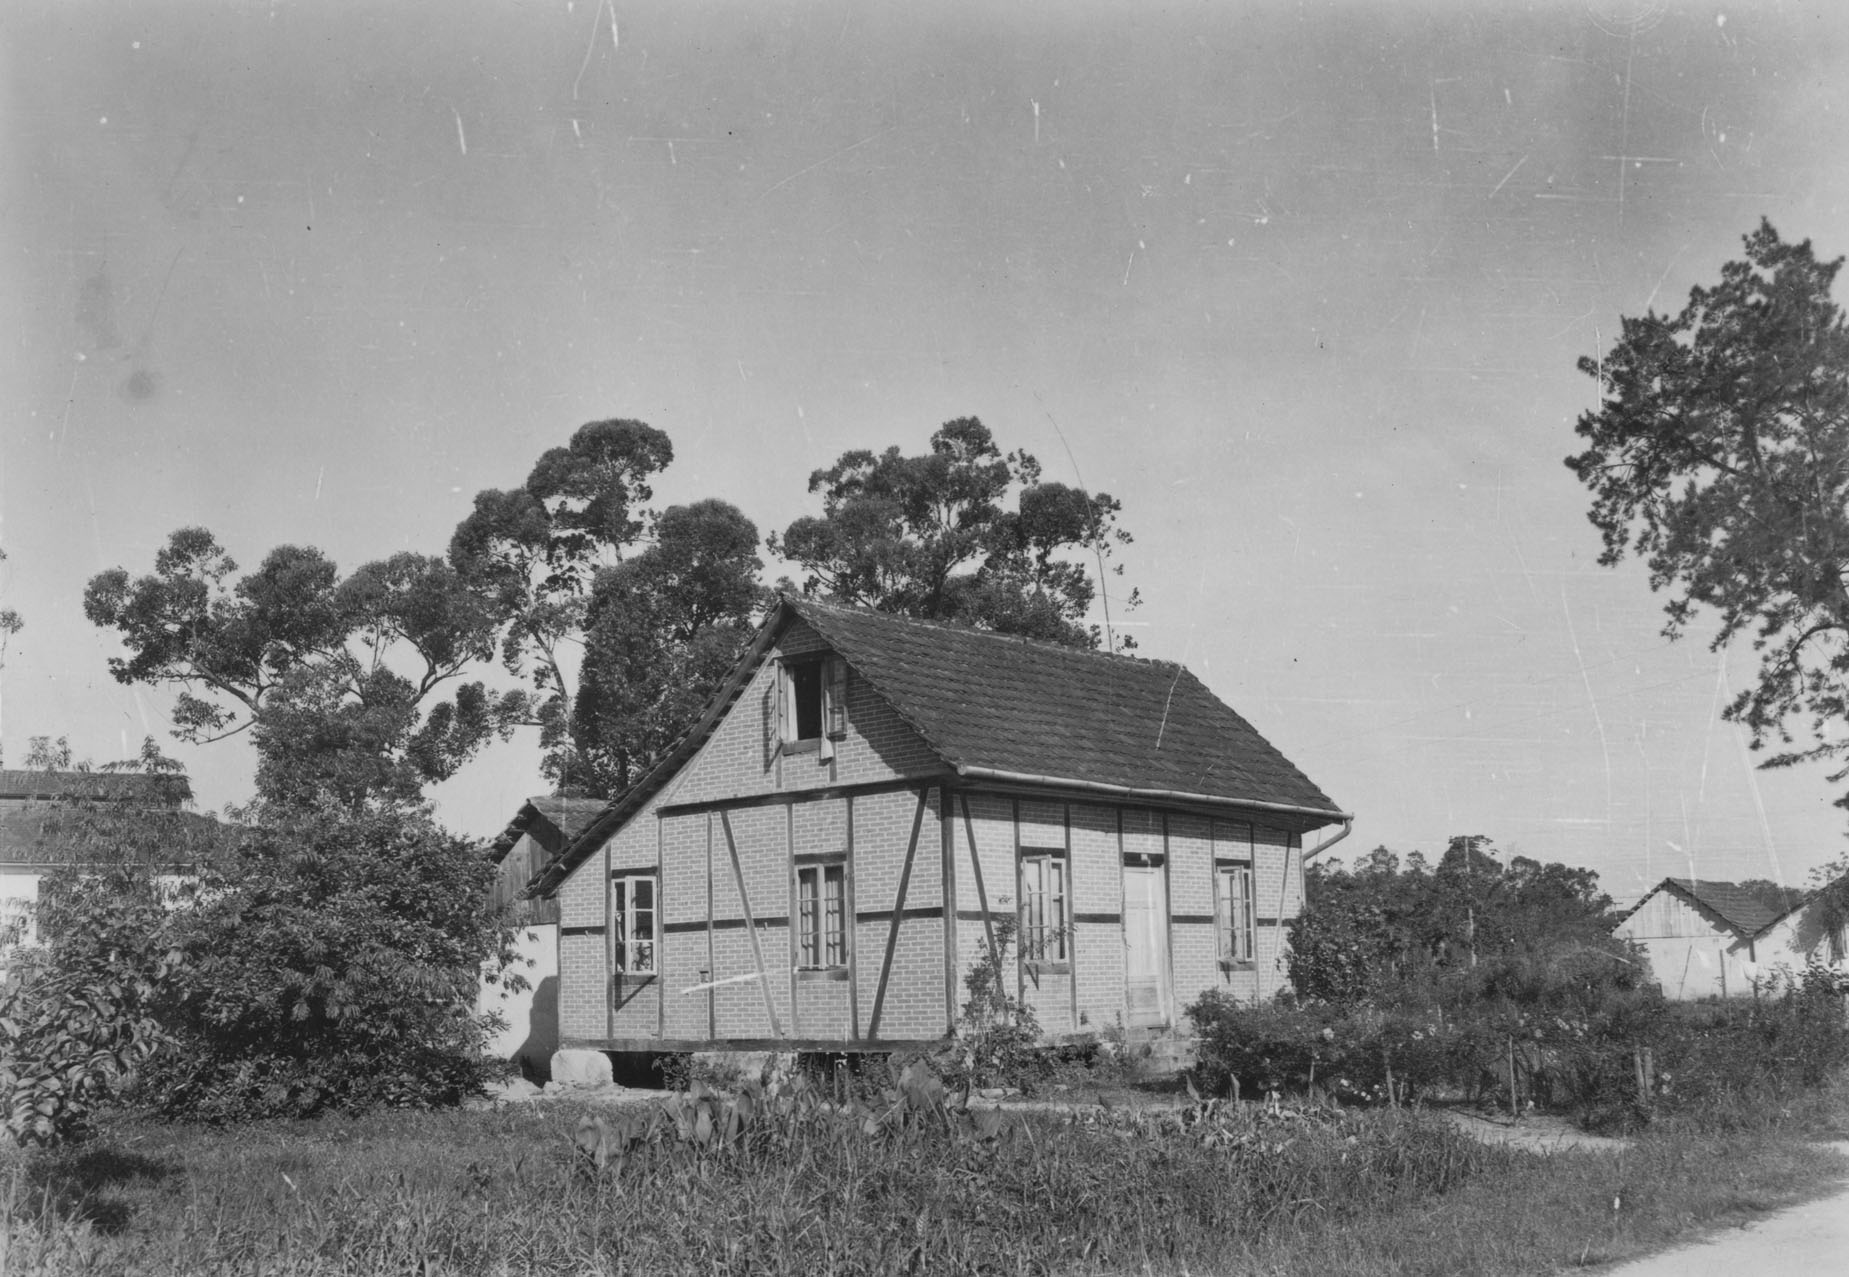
[527,598,1350,1054]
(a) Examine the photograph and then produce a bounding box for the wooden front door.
[1123,864,1169,1027]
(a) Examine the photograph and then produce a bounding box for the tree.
[84,530,508,809]
[568,499,769,796]
[1288,839,1626,1009]
[449,419,676,783]
[769,417,1136,649]
[1566,220,1849,808]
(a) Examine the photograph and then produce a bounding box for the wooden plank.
[706,815,716,1041]
[960,795,1001,975]
[787,799,799,1041]
[562,1034,936,1055]
[659,775,950,818]
[941,786,958,1033]
[1065,802,1079,1034]
[867,788,928,1040]
[846,794,861,1040]
[719,809,785,1038]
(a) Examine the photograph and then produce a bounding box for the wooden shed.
[1612,877,1791,999]
[527,598,1350,1053]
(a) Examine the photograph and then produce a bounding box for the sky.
[4,0,1849,904]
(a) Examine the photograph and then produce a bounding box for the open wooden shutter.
[769,660,785,754]
[826,657,848,739]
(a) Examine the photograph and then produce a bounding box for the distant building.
[1613,877,1800,998]
[0,768,200,958]
[478,795,607,1077]
[1749,880,1848,988]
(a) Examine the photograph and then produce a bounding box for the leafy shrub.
[145,800,518,1121]
[0,800,221,1147]
[939,912,1046,1092]
[0,869,178,1146]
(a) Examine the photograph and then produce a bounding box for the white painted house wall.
[1752,897,1847,989]
[1613,889,1754,999]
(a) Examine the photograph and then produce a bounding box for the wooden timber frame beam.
[719,809,785,1039]
[866,787,928,1041]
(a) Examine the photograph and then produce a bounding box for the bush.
[939,912,1047,1093]
[145,800,518,1121]
[0,802,221,1147]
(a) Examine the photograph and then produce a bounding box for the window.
[612,874,657,976]
[777,656,848,754]
[1216,862,1255,966]
[1020,852,1068,964]
[797,862,847,969]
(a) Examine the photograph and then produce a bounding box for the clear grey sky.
[4,1,1847,901]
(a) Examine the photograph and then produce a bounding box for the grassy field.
[2,1075,1847,1276]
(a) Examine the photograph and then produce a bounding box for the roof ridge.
[788,596,1173,670]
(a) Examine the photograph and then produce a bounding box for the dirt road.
[1600,1141,1849,1276]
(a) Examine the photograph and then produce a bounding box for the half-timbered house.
[528,598,1350,1054]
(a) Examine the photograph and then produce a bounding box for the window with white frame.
[1215,861,1255,966]
[1020,851,1068,964]
[797,862,847,969]
[611,873,657,976]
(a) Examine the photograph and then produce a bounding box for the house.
[1749,878,1848,987]
[478,795,607,1075]
[1612,877,1794,999]
[523,597,1350,1057]
[0,769,198,959]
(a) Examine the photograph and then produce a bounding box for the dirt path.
[1438,1108,1631,1155]
[1598,1141,1849,1275]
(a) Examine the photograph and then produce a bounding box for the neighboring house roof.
[483,795,609,862]
[0,769,189,806]
[530,596,1347,896]
[0,804,223,867]
[1615,877,1790,938]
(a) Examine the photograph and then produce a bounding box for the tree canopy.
[1566,220,1849,807]
[84,529,508,810]
[1288,837,1627,1008]
[567,498,768,796]
[448,418,677,789]
[769,417,1135,649]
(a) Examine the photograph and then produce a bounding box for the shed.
[1749,878,1847,987]
[1612,877,1788,999]
[528,597,1350,1054]
[478,795,607,1076]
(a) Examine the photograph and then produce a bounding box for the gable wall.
[1755,900,1846,984]
[1614,890,1746,999]
[661,620,942,811]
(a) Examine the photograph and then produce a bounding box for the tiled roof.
[0,805,224,866]
[529,597,1345,897]
[484,795,613,859]
[793,600,1344,817]
[1617,877,1790,937]
[0,770,189,805]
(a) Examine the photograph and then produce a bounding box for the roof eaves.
[950,763,1349,823]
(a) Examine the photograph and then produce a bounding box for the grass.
[3,1074,1848,1275]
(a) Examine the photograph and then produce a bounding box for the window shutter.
[826,657,848,739]
[770,660,785,752]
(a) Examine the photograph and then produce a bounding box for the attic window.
[777,655,848,754]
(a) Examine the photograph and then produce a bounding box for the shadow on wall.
[516,975,559,1082]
